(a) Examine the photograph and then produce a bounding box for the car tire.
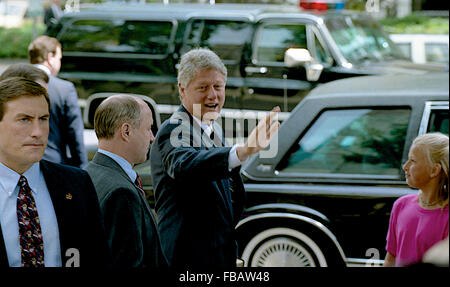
[241,227,328,267]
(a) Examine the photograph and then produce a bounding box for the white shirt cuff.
[228,144,247,171]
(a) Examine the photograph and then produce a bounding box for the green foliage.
[380,14,449,34]
[0,21,46,59]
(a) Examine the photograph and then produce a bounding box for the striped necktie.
[17,176,45,267]
[135,174,145,197]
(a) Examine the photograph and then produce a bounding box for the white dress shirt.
[0,162,62,267]
[33,64,52,76]
[191,114,246,170]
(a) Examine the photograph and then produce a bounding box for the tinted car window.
[428,109,449,135]
[326,15,404,63]
[277,109,410,175]
[60,19,173,55]
[184,19,252,62]
[255,24,307,63]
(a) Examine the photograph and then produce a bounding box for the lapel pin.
[66,193,72,200]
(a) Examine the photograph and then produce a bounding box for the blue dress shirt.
[97,149,137,183]
[0,162,62,267]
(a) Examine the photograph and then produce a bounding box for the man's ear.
[46,52,54,63]
[120,123,131,141]
[178,83,185,99]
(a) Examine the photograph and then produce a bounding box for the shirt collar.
[97,149,137,182]
[190,111,214,137]
[34,64,52,77]
[0,162,41,197]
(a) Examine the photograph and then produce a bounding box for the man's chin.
[202,111,220,122]
[18,155,42,169]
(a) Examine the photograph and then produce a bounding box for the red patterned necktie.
[17,175,45,267]
[134,174,145,196]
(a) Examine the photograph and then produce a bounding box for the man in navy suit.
[28,36,87,168]
[150,48,280,268]
[0,78,110,267]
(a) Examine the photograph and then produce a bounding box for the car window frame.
[252,18,315,67]
[418,101,449,135]
[241,92,435,185]
[307,25,334,66]
[272,107,412,181]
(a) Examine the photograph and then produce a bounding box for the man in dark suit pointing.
[85,95,167,267]
[150,48,280,268]
[0,77,110,267]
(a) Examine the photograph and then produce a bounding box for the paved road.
[0,58,28,74]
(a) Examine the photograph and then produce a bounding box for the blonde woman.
[384,132,449,267]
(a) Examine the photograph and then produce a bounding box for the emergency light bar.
[299,0,345,11]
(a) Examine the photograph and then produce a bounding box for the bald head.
[94,95,148,139]
[94,94,154,165]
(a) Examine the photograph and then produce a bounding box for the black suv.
[48,2,445,133]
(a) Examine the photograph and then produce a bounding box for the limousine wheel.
[241,227,327,267]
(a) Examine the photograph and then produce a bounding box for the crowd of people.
[0,35,448,268]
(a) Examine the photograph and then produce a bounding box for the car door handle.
[245,66,268,74]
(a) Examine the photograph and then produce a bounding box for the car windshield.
[325,14,407,63]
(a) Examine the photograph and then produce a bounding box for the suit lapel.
[92,153,156,221]
[40,160,69,259]
[175,105,233,221]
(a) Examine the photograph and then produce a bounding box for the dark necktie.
[210,129,235,193]
[17,176,45,267]
[229,176,236,193]
[209,130,221,147]
[134,174,145,197]
[210,129,235,217]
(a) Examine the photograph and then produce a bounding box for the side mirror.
[284,48,324,82]
[284,48,313,67]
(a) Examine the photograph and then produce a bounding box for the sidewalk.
[0,58,28,74]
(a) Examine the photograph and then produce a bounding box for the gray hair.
[177,48,227,88]
[94,95,142,140]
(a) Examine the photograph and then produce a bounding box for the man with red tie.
[0,77,110,267]
[85,94,167,267]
